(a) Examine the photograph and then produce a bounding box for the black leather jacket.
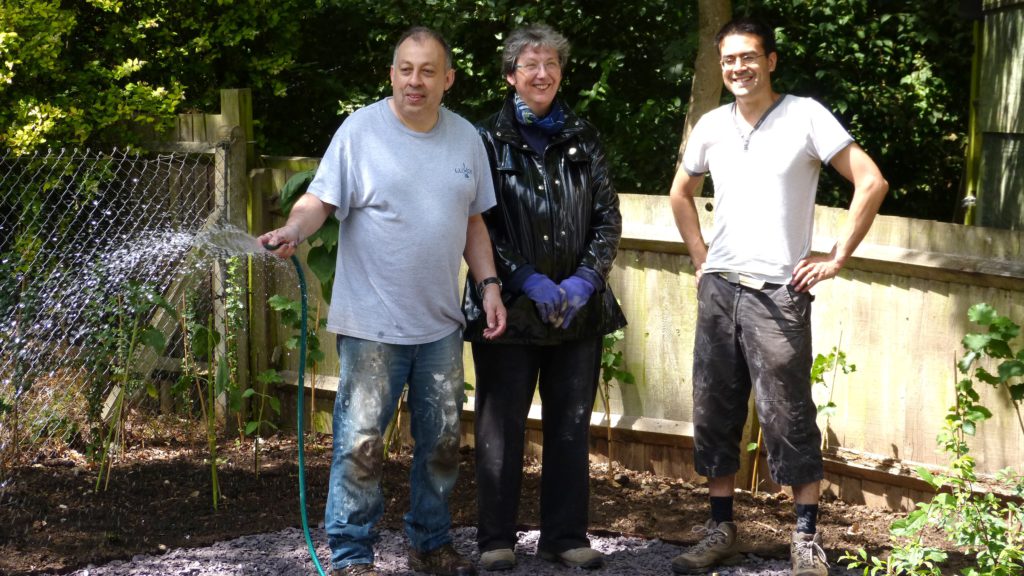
[463,94,627,345]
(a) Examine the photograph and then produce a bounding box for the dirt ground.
[0,418,949,576]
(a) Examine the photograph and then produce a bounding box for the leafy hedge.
[2,0,973,221]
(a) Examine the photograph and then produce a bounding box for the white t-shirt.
[308,99,496,344]
[683,95,853,284]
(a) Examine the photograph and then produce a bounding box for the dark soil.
[0,418,943,576]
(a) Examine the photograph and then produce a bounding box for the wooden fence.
[173,90,1024,512]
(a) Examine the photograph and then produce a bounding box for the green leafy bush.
[843,303,1024,576]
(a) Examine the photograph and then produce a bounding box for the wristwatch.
[476,276,502,298]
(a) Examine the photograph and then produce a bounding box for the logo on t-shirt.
[455,163,472,179]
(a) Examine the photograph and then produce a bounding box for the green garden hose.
[265,243,327,576]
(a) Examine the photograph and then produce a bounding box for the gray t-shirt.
[307,99,496,345]
[683,95,853,284]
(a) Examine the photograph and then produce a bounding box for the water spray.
[263,242,328,576]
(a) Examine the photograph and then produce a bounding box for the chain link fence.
[0,147,225,472]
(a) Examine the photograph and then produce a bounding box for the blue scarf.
[513,93,565,135]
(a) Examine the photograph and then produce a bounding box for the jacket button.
[569,147,577,154]
[538,185,545,190]
[543,234,549,241]
[560,230,566,236]
[554,179,560,185]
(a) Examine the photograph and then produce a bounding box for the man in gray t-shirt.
[261,27,505,576]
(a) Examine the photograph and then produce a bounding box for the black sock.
[795,503,818,534]
[710,496,734,524]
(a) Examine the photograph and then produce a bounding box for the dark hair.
[714,16,777,56]
[501,24,570,76]
[393,26,453,70]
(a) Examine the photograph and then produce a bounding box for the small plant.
[246,369,283,476]
[178,296,224,510]
[842,303,1024,576]
[598,328,635,481]
[811,343,856,450]
[90,282,175,492]
[268,293,326,438]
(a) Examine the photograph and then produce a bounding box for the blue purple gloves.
[557,274,597,328]
[522,271,599,328]
[522,273,564,324]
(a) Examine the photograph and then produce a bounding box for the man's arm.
[791,142,889,291]
[257,192,334,258]
[464,214,507,339]
[669,166,709,282]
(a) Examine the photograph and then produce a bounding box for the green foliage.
[735,0,973,220]
[246,370,282,438]
[82,281,175,491]
[268,295,328,368]
[842,303,1024,576]
[264,0,694,196]
[811,345,856,444]
[600,328,635,389]
[3,1,973,221]
[0,0,303,152]
[279,170,339,302]
[597,328,635,476]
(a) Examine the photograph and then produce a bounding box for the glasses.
[720,53,764,69]
[514,61,561,75]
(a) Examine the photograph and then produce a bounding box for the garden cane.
[264,242,328,576]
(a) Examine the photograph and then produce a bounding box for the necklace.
[732,94,786,151]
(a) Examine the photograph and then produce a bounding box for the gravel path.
[57,527,859,576]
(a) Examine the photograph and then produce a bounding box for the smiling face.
[389,35,455,132]
[505,44,562,116]
[718,32,777,101]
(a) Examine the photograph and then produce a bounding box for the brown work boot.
[408,543,477,575]
[332,564,380,576]
[791,531,829,576]
[670,519,739,574]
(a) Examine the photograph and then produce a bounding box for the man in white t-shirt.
[261,27,505,576]
[668,16,888,576]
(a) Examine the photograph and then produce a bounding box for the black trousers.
[472,337,602,554]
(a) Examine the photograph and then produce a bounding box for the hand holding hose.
[258,224,302,258]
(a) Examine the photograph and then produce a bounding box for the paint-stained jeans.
[692,273,823,486]
[325,329,464,570]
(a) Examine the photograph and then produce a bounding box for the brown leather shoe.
[332,564,380,576]
[408,543,477,575]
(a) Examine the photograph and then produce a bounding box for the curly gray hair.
[501,24,570,76]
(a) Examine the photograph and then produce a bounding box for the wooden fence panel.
[255,160,1024,510]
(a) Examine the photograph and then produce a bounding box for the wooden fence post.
[213,89,254,428]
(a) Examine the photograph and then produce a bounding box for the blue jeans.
[325,329,465,570]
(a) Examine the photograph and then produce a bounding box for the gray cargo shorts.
[691,272,824,486]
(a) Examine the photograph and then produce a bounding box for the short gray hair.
[393,26,453,70]
[501,24,570,76]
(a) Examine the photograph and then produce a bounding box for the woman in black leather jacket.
[462,23,626,572]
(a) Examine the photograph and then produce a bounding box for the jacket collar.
[492,91,584,147]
